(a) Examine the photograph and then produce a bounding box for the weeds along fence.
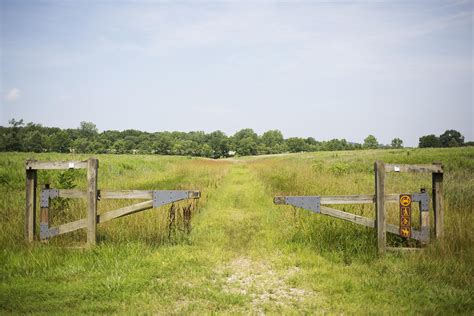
[25,158,201,246]
[274,161,444,254]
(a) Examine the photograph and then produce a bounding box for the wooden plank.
[58,190,200,200]
[100,190,153,199]
[322,194,403,204]
[98,200,154,223]
[275,194,402,205]
[25,160,88,170]
[57,190,156,200]
[50,200,154,236]
[56,218,87,235]
[86,158,98,246]
[375,161,386,254]
[320,195,374,204]
[25,169,37,242]
[384,163,443,173]
[432,163,444,239]
[319,206,375,228]
[305,205,425,242]
[58,189,151,199]
[293,203,425,242]
[58,189,87,199]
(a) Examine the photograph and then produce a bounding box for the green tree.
[79,121,98,138]
[323,139,350,151]
[24,130,45,152]
[153,133,172,154]
[363,135,379,149]
[233,129,258,143]
[200,144,213,157]
[208,130,229,158]
[419,134,441,148]
[237,137,258,156]
[391,138,403,149]
[287,137,308,153]
[439,130,464,147]
[5,119,24,151]
[113,139,127,154]
[50,130,71,152]
[261,130,284,154]
[72,138,90,153]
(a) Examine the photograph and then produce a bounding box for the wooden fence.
[274,161,444,254]
[25,158,200,246]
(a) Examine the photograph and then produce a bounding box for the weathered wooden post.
[375,161,386,254]
[86,158,99,246]
[25,161,37,242]
[432,162,444,239]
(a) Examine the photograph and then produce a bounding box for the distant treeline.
[0,119,470,158]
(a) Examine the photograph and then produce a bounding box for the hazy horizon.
[1,0,473,146]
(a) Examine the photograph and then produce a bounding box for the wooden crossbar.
[26,160,88,170]
[41,190,200,239]
[275,194,402,205]
[57,189,200,200]
[384,163,443,173]
[276,201,425,241]
[48,200,154,236]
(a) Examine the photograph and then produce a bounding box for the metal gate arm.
[274,196,321,213]
[152,190,200,208]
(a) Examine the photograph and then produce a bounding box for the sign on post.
[399,194,412,238]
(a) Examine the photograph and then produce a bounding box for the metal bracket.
[152,190,200,208]
[412,192,429,211]
[40,224,59,240]
[40,189,59,208]
[274,196,321,213]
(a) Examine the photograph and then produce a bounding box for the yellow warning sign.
[401,207,410,217]
[400,195,411,207]
[400,227,410,238]
[399,194,412,238]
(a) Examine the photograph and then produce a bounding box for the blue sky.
[1,0,472,146]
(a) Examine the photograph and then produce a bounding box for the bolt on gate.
[25,158,200,246]
[274,161,444,254]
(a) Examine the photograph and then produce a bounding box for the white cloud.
[5,88,21,102]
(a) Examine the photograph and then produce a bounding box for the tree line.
[0,119,470,158]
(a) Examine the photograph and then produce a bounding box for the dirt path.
[189,163,319,313]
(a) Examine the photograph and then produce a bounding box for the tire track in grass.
[191,163,320,314]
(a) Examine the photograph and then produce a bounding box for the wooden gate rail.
[274,191,428,242]
[273,162,444,254]
[39,189,200,240]
[26,158,201,246]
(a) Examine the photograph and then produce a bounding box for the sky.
[1,0,473,146]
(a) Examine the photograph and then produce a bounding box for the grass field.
[0,148,473,314]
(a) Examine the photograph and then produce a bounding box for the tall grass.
[246,147,474,286]
[0,153,230,247]
[0,149,473,313]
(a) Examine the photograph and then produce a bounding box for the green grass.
[0,149,473,314]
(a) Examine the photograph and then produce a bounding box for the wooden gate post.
[87,158,99,246]
[375,161,386,254]
[432,162,444,239]
[25,165,37,242]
